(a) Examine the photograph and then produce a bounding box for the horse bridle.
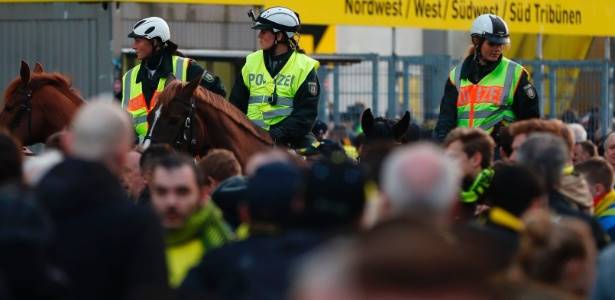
[175,95,197,155]
[9,86,34,141]
[143,95,198,155]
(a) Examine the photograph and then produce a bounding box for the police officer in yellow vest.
[123,17,226,142]
[434,14,539,143]
[229,7,320,149]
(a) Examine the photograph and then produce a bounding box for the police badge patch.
[307,81,318,96]
[523,84,536,99]
[203,72,215,83]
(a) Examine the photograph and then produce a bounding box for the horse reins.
[141,104,162,149]
[179,96,197,156]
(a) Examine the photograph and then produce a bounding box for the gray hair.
[567,123,587,143]
[71,98,133,161]
[516,133,568,189]
[604,131,615,152]
[381,143,461,215]
[290,239,356,300]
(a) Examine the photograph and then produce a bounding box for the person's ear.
[470,152,483,169]
[379,194,392,220]
[499,147,509,161]
[63,131,75,155]
[276,31,285,42]
[239,203,251,224]
[198,186,210,206]
[594,183,607,197]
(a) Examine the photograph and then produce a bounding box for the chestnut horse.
[146,75,273,167]
[0,61,84,145]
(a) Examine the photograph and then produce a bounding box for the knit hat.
[211,175,248,229]
[246,162,303,224]
[304,158,366,229]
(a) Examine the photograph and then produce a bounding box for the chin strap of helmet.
[268,32,297,52]
[267,34,280,53]
[288,34,298,51]
[148,38,164,54]
[473,35,485,63]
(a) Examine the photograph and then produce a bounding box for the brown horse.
[0,61,84,146]
[146,75,273,167]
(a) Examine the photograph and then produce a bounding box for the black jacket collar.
[135,51,174,83]
[263,49,293,78]
[460,54,503,84]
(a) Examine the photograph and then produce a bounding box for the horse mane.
[4,72,84,107]
[159,81,272,144]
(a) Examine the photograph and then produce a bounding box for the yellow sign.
[4,0,615,36]
[265,0,615,36]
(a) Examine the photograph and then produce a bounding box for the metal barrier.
[318,54,613,138]
[522,59,613,139]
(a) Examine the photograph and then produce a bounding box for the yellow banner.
[269,0,614,36]
[4,0,615,36]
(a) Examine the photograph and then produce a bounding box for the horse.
[357,108,415,183]
[360,108,412,143]
[145,75,273,167]
[0,61,84,146]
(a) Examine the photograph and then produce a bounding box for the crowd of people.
[2,6,615,300]
[1,95,615,300]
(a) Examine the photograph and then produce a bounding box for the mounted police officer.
[229,7,320,149]
[434,14,539,143]
[123,17,226,143]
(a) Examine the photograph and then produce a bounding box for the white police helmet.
[128,17,171,43]
[470,14,510,45]
[250,7,300,38]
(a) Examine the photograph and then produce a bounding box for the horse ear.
[180,72,202,99]
[33,62,44,74]
[20,60,30,85]
[361,108,374,136]
[392,111,411,141]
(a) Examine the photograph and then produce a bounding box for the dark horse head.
[361,108,411,143]
[147,74,273,166]
[0,61,83,146]
[145,75,205,155]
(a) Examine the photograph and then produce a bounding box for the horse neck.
[35,85,82,140]
[195,100,271,166]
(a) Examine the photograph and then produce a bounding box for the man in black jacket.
[36,100,169,300]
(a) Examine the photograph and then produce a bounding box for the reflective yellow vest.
[121,55,190,141]
[241,50,319,130]
[450,57,524,132]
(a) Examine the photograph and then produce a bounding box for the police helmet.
[470,14,510,45]
[249,7,300,39]
[128,17,171,42]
